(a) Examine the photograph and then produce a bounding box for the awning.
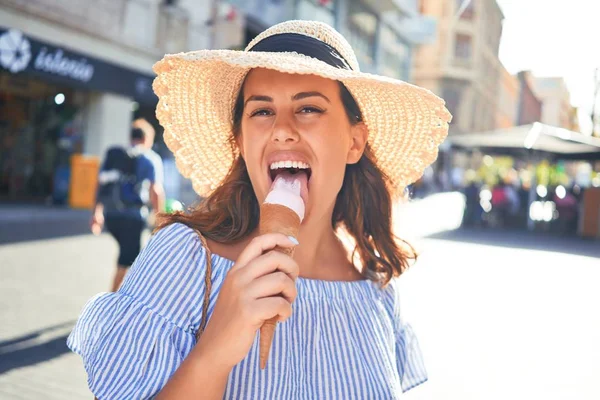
[448,123,600,159]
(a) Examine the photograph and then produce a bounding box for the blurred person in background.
[491,179,509,227]
[517,179,531,229]
[90,125,165,291]
[504,178,520,228]
[553,185,579,235]
[133,118,166,220]
[462,173,483,227]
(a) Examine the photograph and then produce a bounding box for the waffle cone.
[258,203,300,369]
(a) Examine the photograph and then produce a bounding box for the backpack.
[97,146,144,211]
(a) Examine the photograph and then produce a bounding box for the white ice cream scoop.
[264,174,306,222]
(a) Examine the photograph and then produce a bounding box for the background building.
[0,0,191,203]
[531,76,572,129]
[568,106,581,133]
[230,0,435,82]
[0,0,436,205]
[496,62,518,129]
[516,71,542,125]
[413,0,504,134]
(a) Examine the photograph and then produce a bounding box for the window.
[347,0,378,67]
[456,0,474,19]
[297,0,336,27]
[442,86,461,126]
[454,33,472,60]
[380,24,410,80]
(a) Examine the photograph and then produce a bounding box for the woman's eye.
[250,109,273,117]
[299,106,323,114]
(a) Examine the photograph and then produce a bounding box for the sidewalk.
[1,194,599,399]
[0,232,112,399]
[0,205,91,244]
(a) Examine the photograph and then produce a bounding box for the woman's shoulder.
[131,221,236,281]
[119,222,232,315]
[153,222,241,263]
[152,221,199,243]
[378,277,402,318]
[121,222,205,288]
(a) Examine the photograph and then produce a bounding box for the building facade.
[496,62,518,129]
[413,0,504,134]
[230,0,433,82]
[516,71,542,125]
[0,0,434,205]
[530,76,572,129]
[0,0,201,202]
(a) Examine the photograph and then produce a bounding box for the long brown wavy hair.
[157,79,416,286]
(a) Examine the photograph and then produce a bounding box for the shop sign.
[0,27,156,105]
[34,47,95,82]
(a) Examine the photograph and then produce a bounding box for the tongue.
[270,170,309,205]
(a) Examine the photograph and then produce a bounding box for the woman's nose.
[272,117,299,143]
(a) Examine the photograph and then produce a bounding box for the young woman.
[68,20,451,399]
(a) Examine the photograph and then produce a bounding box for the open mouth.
[268,161,312,204]
[268,161,312,182]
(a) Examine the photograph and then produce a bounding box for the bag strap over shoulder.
[191,228,213,341]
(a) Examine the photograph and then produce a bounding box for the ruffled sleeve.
[384,278,429,392]
[395,319,428,392]
[67,223,213,400]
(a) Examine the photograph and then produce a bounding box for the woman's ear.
[236,134,245,159]
[346,122,368,164]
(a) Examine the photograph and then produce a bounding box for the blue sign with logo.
[0,27,157,105]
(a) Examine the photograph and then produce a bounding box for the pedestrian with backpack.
[90,126,164,291]
[132,118,166,209]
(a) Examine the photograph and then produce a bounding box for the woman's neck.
[206,211,364,282]
[293,214,363,282]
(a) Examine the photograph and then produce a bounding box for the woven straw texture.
[153,20,452,197]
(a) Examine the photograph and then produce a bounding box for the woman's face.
[238,68,367,223]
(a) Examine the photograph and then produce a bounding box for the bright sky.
[497,0,600,133]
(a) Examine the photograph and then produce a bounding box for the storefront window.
[0,72,88,202]
[297,0,336,27]
[347,0,377,67]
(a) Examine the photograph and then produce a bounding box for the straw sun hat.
[152,20,452,197]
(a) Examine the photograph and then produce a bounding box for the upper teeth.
[270,161,310,170]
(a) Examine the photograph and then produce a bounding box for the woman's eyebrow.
[244,91,331,107]
[293,91,331,103]
[244,95,273,107]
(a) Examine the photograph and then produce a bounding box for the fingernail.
[287,236,299,245]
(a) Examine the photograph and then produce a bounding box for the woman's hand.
[90,209,104,236]
[195,233,299,369]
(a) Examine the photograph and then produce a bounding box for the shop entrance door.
[0,72,86,203]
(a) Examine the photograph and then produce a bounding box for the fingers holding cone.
[260,317,279,369]
[258,203,301,370]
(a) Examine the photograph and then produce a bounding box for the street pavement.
[1,194,599,399]
[0,205,91,245]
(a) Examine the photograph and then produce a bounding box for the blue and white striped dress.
[68,223,427,399]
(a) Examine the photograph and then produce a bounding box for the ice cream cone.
[258,203,301,369]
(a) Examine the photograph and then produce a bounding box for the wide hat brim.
[152,49,452,198]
